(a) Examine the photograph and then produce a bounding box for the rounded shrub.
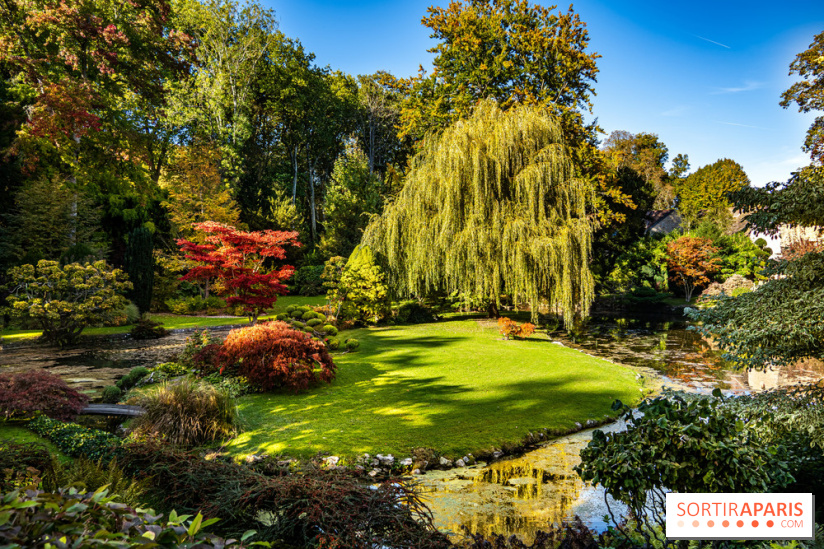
[275,313,289,321]
[218,321,336,392]
[306,318,323,327]
[326,338,340,351]
[344,338,360,351]
[290,309,304,319]
[323,325,338,336]
[0,370,89,421]
[290,320,305,330]
[315,313,327,323]
[101,386,122,404]
[286,305,296,313]
[301,310,317,321]
[302,326,314,333]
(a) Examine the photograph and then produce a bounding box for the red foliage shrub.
[218,321,336,392]
[192,343,223,375]
[0,370,89,420]
[498,317,536,340]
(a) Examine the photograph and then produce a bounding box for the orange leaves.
[219,321,336,393]
[497,316,536,340]
[665,236,722,301]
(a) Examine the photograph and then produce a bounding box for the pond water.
[0,326,239,397]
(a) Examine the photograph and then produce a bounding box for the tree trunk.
[308,152,317,243]
[487,298,499,318]
[291,145,299,206]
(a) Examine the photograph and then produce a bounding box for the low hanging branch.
[362,100,596,326]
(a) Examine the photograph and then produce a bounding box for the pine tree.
[362,100,595,325]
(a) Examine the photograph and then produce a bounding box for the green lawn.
[226,318,642,460]
[0,422,70,462]
[0,295,327,342]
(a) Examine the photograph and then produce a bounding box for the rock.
[376,453,395,466]
[245,454,267,464]
[371,459,380,467]
[399,457,413,467]
[439,456,452,467]
[575,422,583,430]
[586,419,596,427]
[368,469,380,477]
[358,453,371,464]
[324,456,340,467]
[491,451,503,460]
[412,469,422,475]
[455,459,466,467]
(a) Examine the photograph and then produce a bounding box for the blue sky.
[267,0,823,187]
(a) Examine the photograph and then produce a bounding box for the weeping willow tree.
[362,100,595,326]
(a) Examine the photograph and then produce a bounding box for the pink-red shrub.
[218,321,336,392]
[0,370,89,420]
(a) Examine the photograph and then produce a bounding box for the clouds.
[713,81,764,94]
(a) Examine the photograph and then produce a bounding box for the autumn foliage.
[218,321,336,392]
[665,236,722,302]
[498,317,536,340]
[0,370,89,421]
[178,222,300,322]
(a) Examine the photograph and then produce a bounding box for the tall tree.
[675,158,750,228]
[780,30,824,163]
[319,141,383,259]
[388,0,599,150]
[363,100,596,324]
[601,130,675,208]
[124,226,155,313]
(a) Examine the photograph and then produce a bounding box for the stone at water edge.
[376,454,395,466]
[491,451,503,460]
[399,457,413,467]
[455,459,466,467]
[575,422,583,430]
[324,456,340,467]
[586,419,596,427]
[439,456,452,467]
[412,469,422,475]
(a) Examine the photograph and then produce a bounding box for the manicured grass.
[226,319,642,460]
[0,295,327,342]
[0,422,70,462]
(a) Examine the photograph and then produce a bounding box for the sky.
[265,0,824,187]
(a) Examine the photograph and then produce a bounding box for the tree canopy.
[780,30,824,163]
[363,100,596,324]
[676,158,750,227]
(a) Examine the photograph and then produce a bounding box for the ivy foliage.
[4,260,132,347]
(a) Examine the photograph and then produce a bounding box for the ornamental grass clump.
[218,321,336,392]
[130,378,238,448]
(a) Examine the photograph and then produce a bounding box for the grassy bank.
[0,295,327,343]
[226,318,642,460]
[0,422,70,462]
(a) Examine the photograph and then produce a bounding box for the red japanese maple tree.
[177,222,300,322]
[665,236,722,302]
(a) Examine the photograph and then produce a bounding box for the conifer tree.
[362,100,595,325]
[124,226,155,314]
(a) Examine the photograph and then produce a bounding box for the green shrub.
[101,385,122,403]
[130,378,238,447]
[178,329,221,369]
[326,338,340,351]
[152,361,190,378]
[306,318,323,327]
[315,313,327,323]
[290,309,303,319]
[323,325,338,336]
[344,338,360,351]
[116,366,150,391]
[292,265,325,296]
[0,487,265,548]
[275,313,289,320]
[300,310,315,321]
[286,305,296,313]
[395,301,439,324]
[130,316,168,339]
[28,415,122,462]
[201,373,255,398]
[48,457,148,507]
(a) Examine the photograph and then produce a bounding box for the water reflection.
[551,315,824,393]
[417,422,628,544]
